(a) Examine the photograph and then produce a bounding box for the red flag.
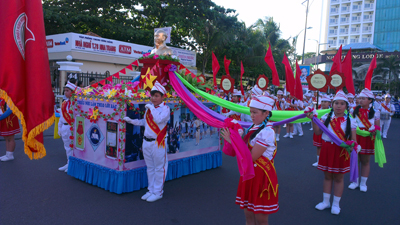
[0,0,55,159]
[99,79,106,86]
[91,83,99,88]
[240,61,245,95]
[106,76,113,83]
[295,60,304,101]
[364,53,377,90]
[113,73,120,79]
[132,60,139,67]
[264,43,280,86]
[330,45,343,74]
[212,52,220,88]
[224,55,231,76]
[119,68,126,75]
[126,64,133,71]
[282,53,295,96]
[342,48,355,94]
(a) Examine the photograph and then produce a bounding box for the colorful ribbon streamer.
[0,107,12,121]
[356,127,386,168]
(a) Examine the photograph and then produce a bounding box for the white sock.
[332,196,341,208]
[323,193,331,204]
[317,155,319,162]
[6,151,13,157]
[276,134,280,138]
[360,176,368,186]
[353,177,359,185]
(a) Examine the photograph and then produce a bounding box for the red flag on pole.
[224,55,231,76]
[240,61,245,95]
[364,53,377,90]
[295,60,304,101]
[330,45,343,74]
[0,0,55,159]
[282,53,295,96]
[342,48,355,94]
[264,43,280,86]
[212,52,220,88]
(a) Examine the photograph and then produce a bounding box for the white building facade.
[326,0,376,50]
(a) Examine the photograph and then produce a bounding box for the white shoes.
[360,185,367,192]
[315,202,330,211]
[348,182,359,190]
[141,192,152,200]
[299,133,304,137]
[0,154,14,162]
[283,133,290,138]
[312,162,318,167]
[382,135,387,139]
[289,134,293,139]
[58,164,68,172]
[331,205,341,215]
[310,127,313,130]
[276,137,280,142]
[146,194,163,202]
[291,132,297,136]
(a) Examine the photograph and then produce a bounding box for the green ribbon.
[340,142,355,155]
[175,72,330,122]
[356,127,386,168]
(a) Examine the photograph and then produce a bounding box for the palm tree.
[376,55,400,82]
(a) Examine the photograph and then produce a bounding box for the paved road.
[1,119,399,225]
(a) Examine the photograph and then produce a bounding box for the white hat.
[277,90,283,95]
[347,93,355,99]
[376,95,382,100]
[385,93,391,98]
[249,95,275,111]
[65,81,77,91]
[251,85,263,96]
[333,90,348,103]
[151,81,166,95]
[232,89,242,96]
[359,88,374,99]
[321,95,331,102]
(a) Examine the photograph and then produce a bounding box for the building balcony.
[362,38,371,43]
[363,15,373,22]
[330,19,338,24]
[330,8,339,14]
[340,17,349,23]
[350,38,359,43]
[341,7,350,13]
[340,28,349,34]
[328,40,337,46]
[342,0,351,2]
[331,0,339,4]
[329,30,338,36]
[351,28,360,33]
[352,5,361,11]
[364,3,374,10]
[351,17,361,22]
[339,39,347,45]
[362,27,372,32]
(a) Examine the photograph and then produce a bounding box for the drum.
[380,112,390,120]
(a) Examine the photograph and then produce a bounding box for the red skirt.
[357,133,375,155]
[0,113,20,136]
[236,164,279,214]
[313,133,322,147]
[318,140,350,174]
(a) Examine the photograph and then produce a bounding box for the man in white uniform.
[292,97,304,136]
[124,81,170,202]
[380,94,395,138]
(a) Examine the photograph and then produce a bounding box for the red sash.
[61,100,74,126]
[329,117,349,160]
[222,107,230,113]
[244,129,278,199]
[381,103,391,113]
[230,114,241,121]
[358,109,372,129]
[275,100,282,110]
[145,110,167,148]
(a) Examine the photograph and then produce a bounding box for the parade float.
[67,56,223,194]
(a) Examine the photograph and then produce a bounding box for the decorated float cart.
[67,57,222,194]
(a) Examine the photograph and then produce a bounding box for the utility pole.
[301,0,310,65]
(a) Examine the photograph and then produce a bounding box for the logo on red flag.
[13,13,35,60]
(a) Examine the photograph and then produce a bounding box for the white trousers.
[61,124,73,161]
[293,123,303,134]
[381,118,391,136]
[143,139,168,196]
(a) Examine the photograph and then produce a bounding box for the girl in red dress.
[312,95,331,167]
[221,95,278,225]
[349,88,380,192]
[0,98,21,161]
[307,90,358,215]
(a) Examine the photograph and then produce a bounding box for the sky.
[211,0,327,55]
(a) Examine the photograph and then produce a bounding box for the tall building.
[373,0,400,52]
[325,0,376,50]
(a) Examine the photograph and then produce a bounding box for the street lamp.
[308,39,329,69]
[301,0,310,64]
[293,27,312,62]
